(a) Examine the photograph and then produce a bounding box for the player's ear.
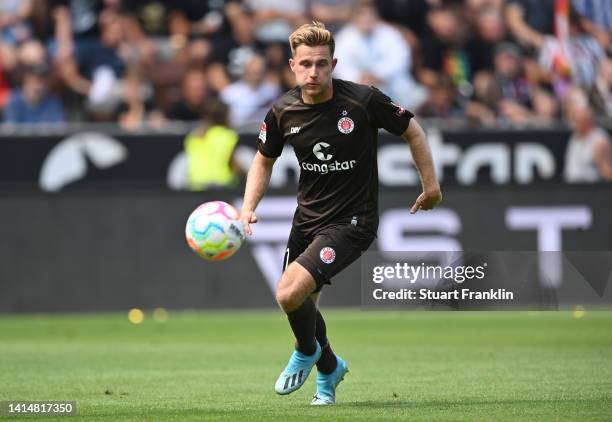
[331,57,337,71]
[289,57,295,72]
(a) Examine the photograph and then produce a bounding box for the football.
[185,201,245,261]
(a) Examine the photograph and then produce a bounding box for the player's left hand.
[410,188,442,214]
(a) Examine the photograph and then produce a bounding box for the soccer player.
[240,22,442,405]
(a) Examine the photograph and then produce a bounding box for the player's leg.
[299,225,374,405]
[278,231,320,355]
[310,291,338,374]
[274,262,322,395]
[274,232,323,395]
[310,288,348,405]
[276,262,318,354]
[274,224,373,397]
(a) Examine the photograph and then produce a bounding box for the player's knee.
[275,285,302,312]
[275,288,294,311]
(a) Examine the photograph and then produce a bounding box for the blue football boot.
[311,355,349,405]
[274,341,321,395]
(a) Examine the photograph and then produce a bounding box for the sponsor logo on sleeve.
[391,102,406,117]
[258,122,267,143]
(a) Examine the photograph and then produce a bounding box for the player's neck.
[301,82,333,105]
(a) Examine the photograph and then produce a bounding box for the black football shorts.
[282,224,376,293]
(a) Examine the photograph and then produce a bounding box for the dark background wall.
[1,185,610,312]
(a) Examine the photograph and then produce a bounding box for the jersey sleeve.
[257,108,284,158]
[367,86,414,136]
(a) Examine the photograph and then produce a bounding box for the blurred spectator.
[56,9,127,118]
[3,64,64,125]
[0,0,33,85]
[255,42,295,91]
[166,67,211,121]
[531,87,559,124]
[18,39,48,69]
[0,0,606,130]
[0,40,17,77]
[334,2,427,110]
[472,42,535,123]
[0,0,33,45]
[590,58,612,116]
[116,68,164,131]
[492,43,531,113]
[469,5,509,72]
[220,53,280,128]
[184,99,240,190]
[505,0,555,51]
[538,8,605,96]
[246,0,308,46]
[115,3,159,70]
[167,0,251,64]
[1,39,56,117]
[573,0,612,29]
[122,0,170,37]
[572,0,612,52]
[50,0,106,64]
[310,0,355,33]
[0,66,8,115]
[506,1,605,100]
[420,72,499,124]
[374,0,431,39]
[373,0,439,61]
[465,0,506,12]
[564,103,612,182]
[418,73,465,118]
[419,5,480,96]
[86,10,127,80]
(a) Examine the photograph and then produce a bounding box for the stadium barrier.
[0,127,597,190]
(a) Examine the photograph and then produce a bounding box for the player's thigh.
[277,261,317,303]
[296,225,375,290]
[282,227,309,273]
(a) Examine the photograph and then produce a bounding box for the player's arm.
[366,86,442,213]
[241,152,276,235]
[401,119,442,213]
[241,107,284,234]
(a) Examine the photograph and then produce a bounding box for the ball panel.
[196,202,219,214]
[219,203,239,220]
[185,201,244,261]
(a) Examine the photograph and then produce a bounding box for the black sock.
[286,297,317,355]
[315,310,337,374]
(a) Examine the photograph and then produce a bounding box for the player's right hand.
[410,188,442,214]
[240,211,259,236]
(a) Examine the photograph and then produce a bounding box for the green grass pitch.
[1,310,611,421]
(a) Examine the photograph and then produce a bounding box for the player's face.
[289,45,337,104]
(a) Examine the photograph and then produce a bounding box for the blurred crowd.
[0,0,611,132]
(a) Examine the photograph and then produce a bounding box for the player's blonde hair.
[289,21,335,58]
